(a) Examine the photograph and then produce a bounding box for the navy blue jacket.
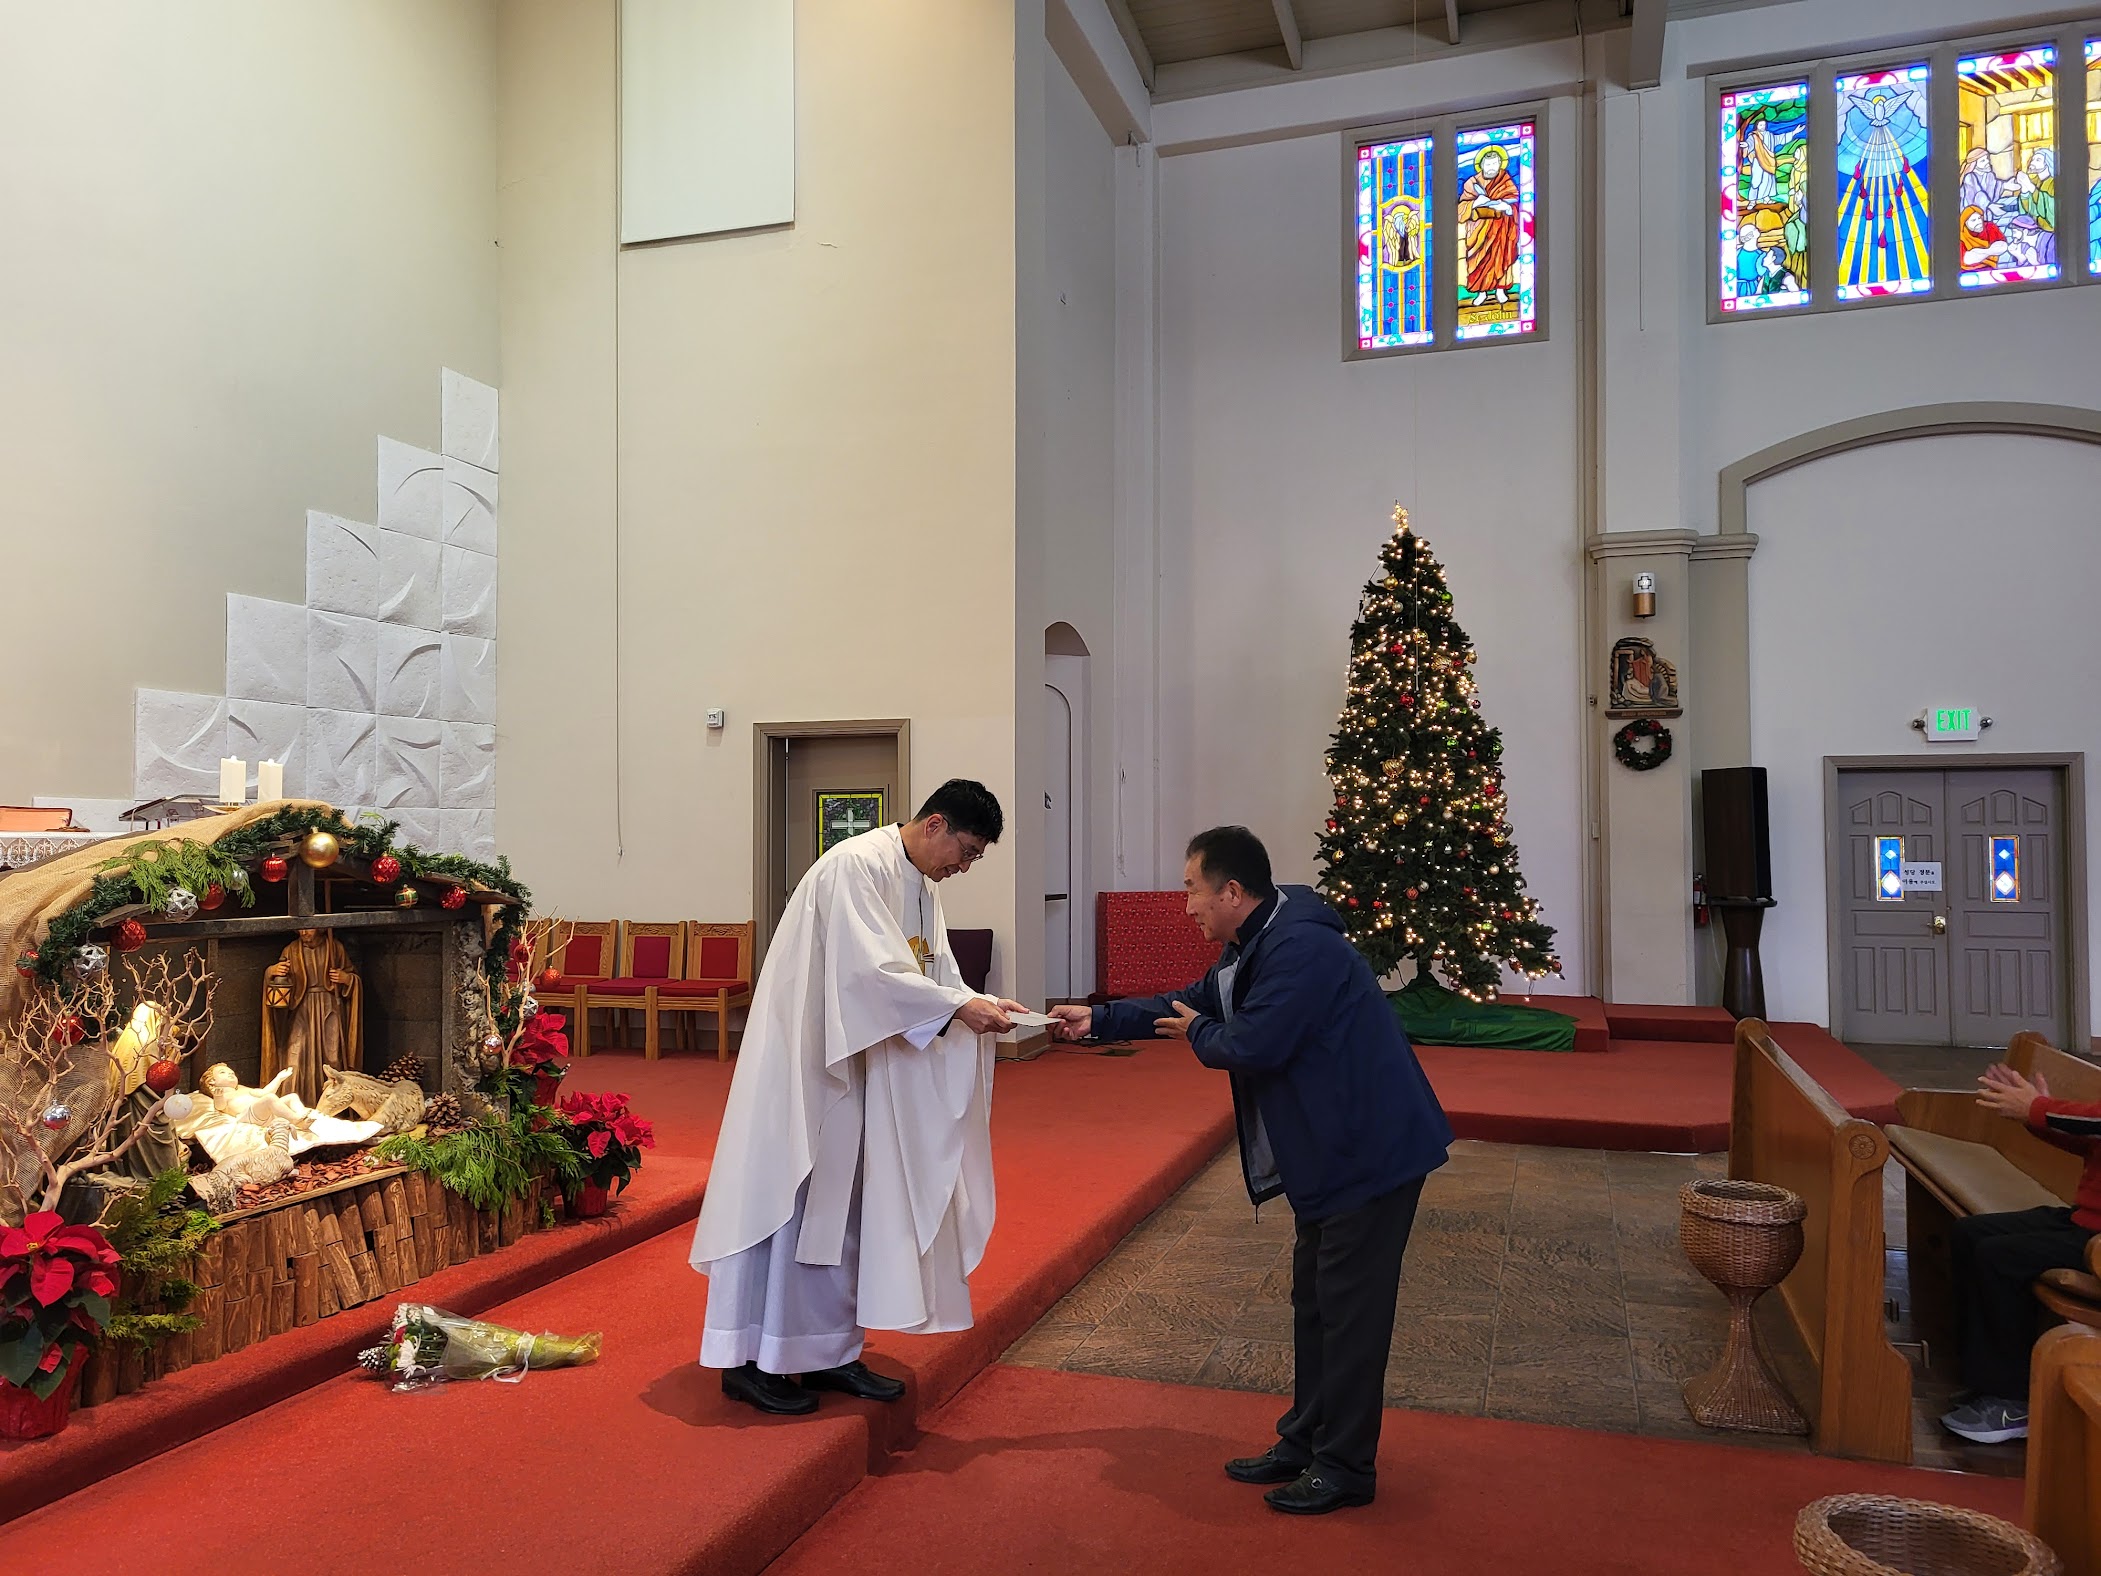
[1095,885,1452,1220]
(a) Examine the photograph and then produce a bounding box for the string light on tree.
[1315,505,1560,1002]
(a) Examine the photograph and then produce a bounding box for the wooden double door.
[1834,765,2071,1047]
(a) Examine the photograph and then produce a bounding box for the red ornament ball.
[1345,897,1359,908]
[114,918,148,954]
[261,855,289,884]
[509,939,532,965]
[1405,888,1420,900]
[13,949,37,976]
[1371,900,1383,910]
[1400,694,1415,707]
[439,885,467,911]
[1419,796,1431,806]
[54,1015,85,1047]
[537,966,563,991]
[1324,819,1338,832]
[145,1059,182,1093]
[370,853,402,885]
[1462,887,1475,897]
[200,883,226,911]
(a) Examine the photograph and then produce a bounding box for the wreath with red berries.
[1611,717,1672,771]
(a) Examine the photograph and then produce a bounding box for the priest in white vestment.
[691,779,1025,1415]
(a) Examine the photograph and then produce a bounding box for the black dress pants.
[1273,1177,1425,1493]
[1951,1205,2094,1402]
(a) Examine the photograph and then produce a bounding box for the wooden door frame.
[753,720,911,966]
[1824,753,2090,1050]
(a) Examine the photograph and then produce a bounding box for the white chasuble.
[691,826,997,1370]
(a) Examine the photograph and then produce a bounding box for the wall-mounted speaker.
[1701,767,1772,902]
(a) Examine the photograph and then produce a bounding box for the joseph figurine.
[260,928,363,1105]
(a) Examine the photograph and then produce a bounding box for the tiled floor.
[1006,1128,2026,1478]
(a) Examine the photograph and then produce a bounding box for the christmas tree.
[1317,506,1560,1005]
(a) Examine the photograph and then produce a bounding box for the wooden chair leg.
[716,993,728,1063]
[573,989,591,1058]
[644,987,660,1061]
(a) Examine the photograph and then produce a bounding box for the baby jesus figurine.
[174,1062,387,1166]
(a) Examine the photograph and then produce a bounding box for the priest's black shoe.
[1264,1470,1374,1516]
[722,1362,817,1415]
[1224,1445,1311,1485]
[801,1360,907,1403]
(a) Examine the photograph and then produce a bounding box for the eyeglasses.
[953,838,988,866]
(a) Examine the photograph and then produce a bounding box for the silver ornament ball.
[520,994,540,1019]
[163,887,199,922]
[41,1104,71,1130]
[162,1092,194,1122]
[482,1033,505,1054]
[69,944,108,980]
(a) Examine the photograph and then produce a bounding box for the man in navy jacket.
[1051,827,1452,1515]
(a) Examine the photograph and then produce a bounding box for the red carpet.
[770,1365,2023,1576]
[0,1047,1234,1576]
[1606,1002,1738,1043]
[1420,1022,1900,1151]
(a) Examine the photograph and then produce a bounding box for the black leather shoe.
[1224,1444,1312,1484]
[1264,1470,1374,1515]
[721,1362,818,1415]
[801,1360,907,1403]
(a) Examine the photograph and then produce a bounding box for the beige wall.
[0,0,500,805]
[496,0,1024,982]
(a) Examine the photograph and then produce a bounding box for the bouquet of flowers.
[556,1091,654,1198]
[357,1302,601,1391]
[0,1211,120,1402]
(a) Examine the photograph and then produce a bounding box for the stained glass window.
[1836,65,1933,299]
[1454,122,1537,340]
[1357,136,1434,350]
[1957,46,2060,288]
[1876,836,1904,902]
[2087,40,2099,275]
[1718,82,1811,312]
[1990,836,2020,902]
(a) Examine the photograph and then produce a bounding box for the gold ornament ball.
[300,831,341,869]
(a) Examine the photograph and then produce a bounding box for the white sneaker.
[1941,1397,2028,1443]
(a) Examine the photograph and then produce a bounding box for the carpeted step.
[1606,1003,1738,1044]
[768,1365,2021,1576]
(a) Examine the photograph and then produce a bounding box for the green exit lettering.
[1937,708,1970,732]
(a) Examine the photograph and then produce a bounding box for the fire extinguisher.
[1692,874,1711,929]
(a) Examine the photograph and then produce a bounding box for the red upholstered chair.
[1094,891,1222,1002]
[655,922,755,1062]
[582,922,684,1060]
[535,922,617,1058]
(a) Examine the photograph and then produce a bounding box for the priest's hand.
[995,997,1031,1017]
[1154,1002,1199,1040]
[954,997,1015,1036]
[1048,1005,1092,1041]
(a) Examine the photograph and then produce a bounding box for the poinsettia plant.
[489,1008,571,1112]
[555,1091,655,1195]
[0,1212,119,1399]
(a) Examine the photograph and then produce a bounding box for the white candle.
[256,760,284,802]
[219,758,247,806]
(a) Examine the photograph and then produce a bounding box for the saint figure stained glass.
[1454,122,1537,340]
[1836,65,1933,299]
[1718,81,1810,312]
[1957,46,2060,288]
[1356,136,1433,349]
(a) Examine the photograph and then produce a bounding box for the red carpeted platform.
[770,1365,2021,1576]
[0,1047,1234,1576]
[1420,1021,1900,1151]
[1607,1002,1738,1043]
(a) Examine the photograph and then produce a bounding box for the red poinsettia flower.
[586,1130,611,1160]
[611,1114,655,1151]
[30,1253,76,1308]
[38,1343,63,1373]
[85,1269,116,1299]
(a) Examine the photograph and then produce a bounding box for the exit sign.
[1926,707,1981,742]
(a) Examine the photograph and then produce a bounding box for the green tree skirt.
[1388,975,1576,1051]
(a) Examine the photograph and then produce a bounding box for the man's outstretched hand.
[954,997,1015,1036]
[1048,1004,1092,1041]
[1976,1061,2049,1121]
[1153,1002,1199,1041]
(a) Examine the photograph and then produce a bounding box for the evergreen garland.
[28,807,532,1034]
[1317,507,1560,1000]
[375,1107,582,1215]
[99,1169,221,1350]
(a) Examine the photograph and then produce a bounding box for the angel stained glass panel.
[1356,135,1434,349]
[1836,65,1933,300]
[1719,81,1810,312]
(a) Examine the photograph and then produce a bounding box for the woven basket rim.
[1681,1178,1806,1225]
[1794,1493,2062,1576]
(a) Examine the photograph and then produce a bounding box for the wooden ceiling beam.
[1272,0,1303,69]
[1627,0,1666,89]
[1105,0,1155,89]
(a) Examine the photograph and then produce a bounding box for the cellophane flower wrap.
[357,1302,601,1391]
[0,1212,120,1399]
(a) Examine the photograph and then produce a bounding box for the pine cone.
[421,1093,465,1134]
[380,1053,425,1086]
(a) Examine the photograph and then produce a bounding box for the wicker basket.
[1795,1494,2061,1576]
[1679,1178,1810,1433]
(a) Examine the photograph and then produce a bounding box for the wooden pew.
[2026,1321,2101,1576]
[1728,1019,1914,1463]
[1886,1033,2101,1374]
